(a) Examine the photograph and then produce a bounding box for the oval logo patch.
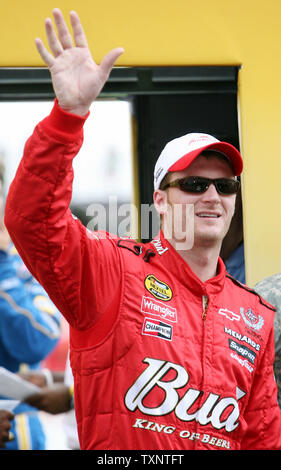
[144,275,173,301]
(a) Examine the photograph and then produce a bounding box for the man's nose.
[201,182,221,201]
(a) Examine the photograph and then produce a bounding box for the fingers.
[35,9,86,66]
[0,410,14,422]
[70,10,88,48]
[35,14,64,67]
[100,47,125,76]
[45,16,64,56]
[35,38,55,68]
[35,8,124,74]
[52,8,73,50]
[0,409,14,447]
[48,9,87,51]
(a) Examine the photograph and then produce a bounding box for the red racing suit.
[5,101,281,450]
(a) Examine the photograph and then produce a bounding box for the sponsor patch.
[230,353,254,374]
[218,308,240,322]
[144,275,173,301]
[150,239,168,256]
[224,327,261,351]
[240,308,264,331]
[125,357,247,432]
[141,296,177,322]
[142,318,173,341]
[228,339,256,364]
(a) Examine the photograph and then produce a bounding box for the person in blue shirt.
[220,184,245,283]
[0,166,61,450]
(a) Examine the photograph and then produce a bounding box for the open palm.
[35,9,124,116]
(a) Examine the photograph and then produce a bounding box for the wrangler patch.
[141,296,177,322]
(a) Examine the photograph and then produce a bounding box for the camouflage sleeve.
[274,349,281,409]
[255,273,281,409]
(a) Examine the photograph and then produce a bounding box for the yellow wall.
[1,0,281,286]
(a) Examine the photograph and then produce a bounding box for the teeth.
[198,213,219,218]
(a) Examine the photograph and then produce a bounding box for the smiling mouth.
[196,213,221,218]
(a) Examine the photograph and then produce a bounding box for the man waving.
[5,9,281,450]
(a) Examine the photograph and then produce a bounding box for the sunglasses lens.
[215,179,240,194]
[180,177,209,193]
[178,177,239,194]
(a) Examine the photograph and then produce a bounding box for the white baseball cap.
[154,132,243,190]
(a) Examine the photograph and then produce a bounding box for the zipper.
[202,295,209,322]
[193,294,209,449]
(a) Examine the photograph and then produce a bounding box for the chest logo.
[218,308,240,322]
[141,296,177,322]
[144,275,173,301]
[125,357,246,433]
[142,318,173,341]
[240,308,264,331]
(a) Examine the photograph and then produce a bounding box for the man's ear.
[153,189,168,216]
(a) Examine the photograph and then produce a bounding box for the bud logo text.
[125,357,246,433]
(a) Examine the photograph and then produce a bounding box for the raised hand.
[35,9,124,116]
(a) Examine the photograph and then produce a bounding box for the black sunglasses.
[162,176,240,195]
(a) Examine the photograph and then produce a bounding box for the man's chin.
[194,230,224,247]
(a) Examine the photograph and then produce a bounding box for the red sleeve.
[4,100,122,331]
[241,325,281,450]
